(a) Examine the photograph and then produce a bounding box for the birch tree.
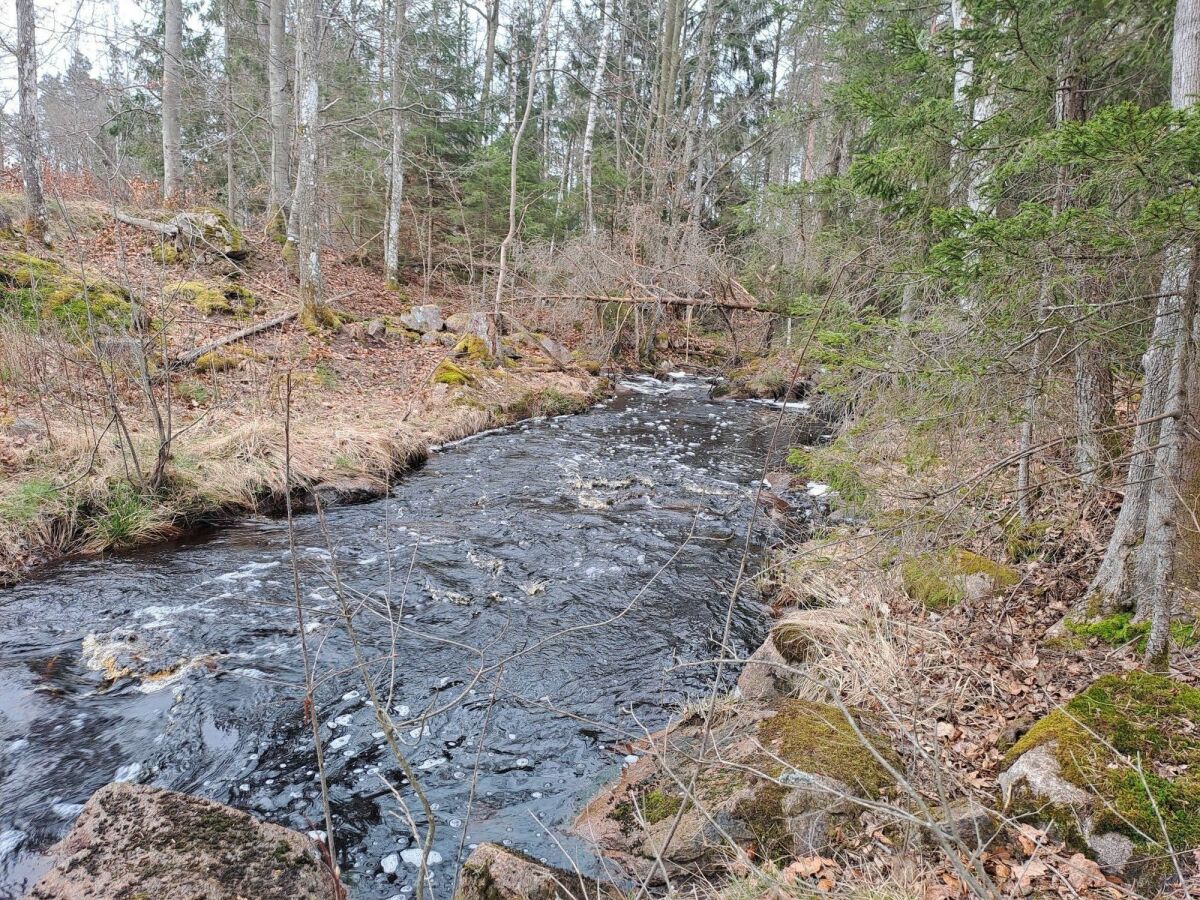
[162,0,184,201]
[384,0,408,288]
[267,0,291,233]
[581,0,609,235]
[15,0,47,245]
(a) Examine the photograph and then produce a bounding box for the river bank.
[0,196,611,583]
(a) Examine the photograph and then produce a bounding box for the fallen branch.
[173,308,298,367]
[113,210,179,237]
[522,293,773,313]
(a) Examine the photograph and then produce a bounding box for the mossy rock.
[900,549,1018,610]
[433,359,472,387]
[1001,672,1200,877]
[166,281,255,317]
[175,208,246,258]
[453,334,494,365]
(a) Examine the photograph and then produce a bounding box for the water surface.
[0,376,811,898]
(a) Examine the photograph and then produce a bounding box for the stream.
[0,375,821,899]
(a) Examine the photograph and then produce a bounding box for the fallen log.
[173,308,298,368]
[521,292,774,313]
[113,210,179,237]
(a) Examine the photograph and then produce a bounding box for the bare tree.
[581,0,609,235]
[384,0,408,288]
[162,0,184,202]
[15,0,47,245]
[267,0,291,233]
[490,0,556,355]
[288,0,330,324]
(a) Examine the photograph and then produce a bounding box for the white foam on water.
[401,848,443,867]
[0,830,24,857]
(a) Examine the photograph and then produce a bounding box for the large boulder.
[454,843,622,900]
[573,700,896,880]
[400,303,444,334]
[998,671,1200,880]
[30,782,336,899]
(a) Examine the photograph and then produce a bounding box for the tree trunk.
[14,0,46,245]
[289,0,327,324]
[1074,344,1115,486]
[223,0,238,218]
[491,0,555,356]
[480,0,500,141]
[162,0,184,202]
[1085,0,1200,667]
[267,0,291,232]
[581,0,609,235]
[384,0,408,287]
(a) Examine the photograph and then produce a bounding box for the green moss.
[1064,613,1198,653]
[433,359,472,386]
[167,280,255,317]
[0,252,132,332]
[571,351,602,375]
[757,700,896,798]
[785,446,869,506]
[0,477,60,524]
[193,207,245,256]
[1005,672,1200,857]
[298,302,341,334]
[614,788,683,830]
[454,334,494,364]
[175,380,210,405]
[150,243,188,265]
[901,549,1018,610]
[194,351,241,373]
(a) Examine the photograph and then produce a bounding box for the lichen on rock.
[30,782,333,899]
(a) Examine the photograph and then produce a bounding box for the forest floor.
[0,193,604,582]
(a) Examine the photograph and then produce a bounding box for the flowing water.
[0,375,820,899]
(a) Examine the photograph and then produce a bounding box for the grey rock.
[30,782,335,899]
[928,798,1000,851]
[1088,831,1135,874]
[454,842,621,899]
[399,303,444,333]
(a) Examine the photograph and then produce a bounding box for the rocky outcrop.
[999,672,1200,880]
[30,782,337,899]
[573,700,896,881]
[453,843,622,900]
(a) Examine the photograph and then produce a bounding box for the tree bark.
[267,0,291,231]
[384,0,408,287]
[1085,0,1200,667]
[223,0,238,218]
[15,0,46,245]
[581,0,609,235]
[289,0,327,322]
[162,0,184,202]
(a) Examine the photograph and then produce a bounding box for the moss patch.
[1064,613,1198,654]
[167,280,255,317]
[757,700,896,799]
[194,351,242,373]
[613,788,683,830]
[900,549,1018,610]
[0,252,133,333]
[433,359,472,386]
[1005,672,1200,858]
[454,334,494,365]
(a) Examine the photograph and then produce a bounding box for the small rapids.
[0,375,822,898]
